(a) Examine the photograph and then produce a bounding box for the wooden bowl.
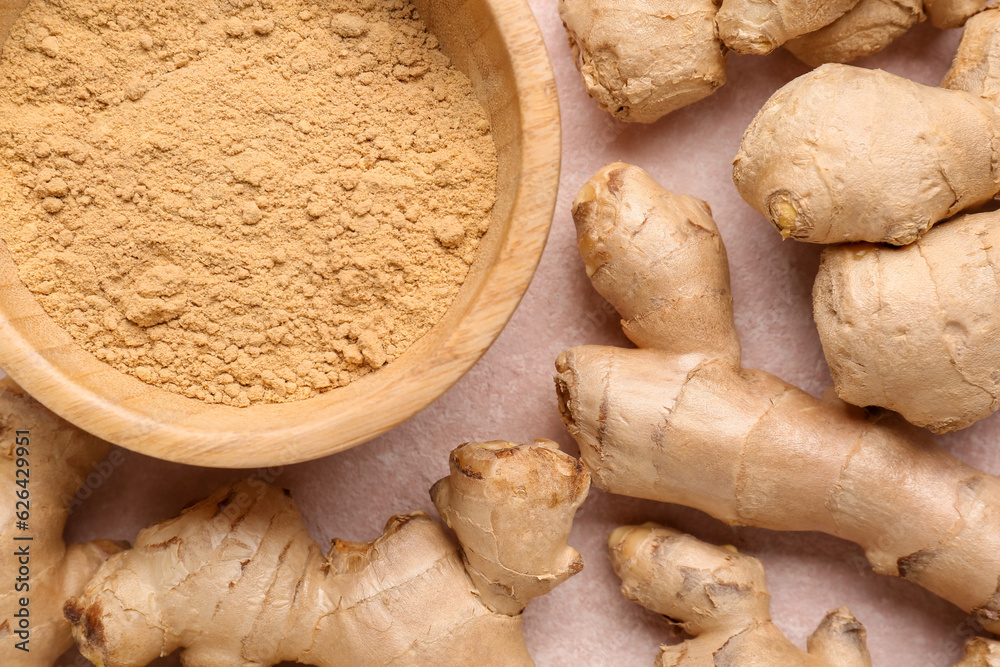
[0,0,560,467]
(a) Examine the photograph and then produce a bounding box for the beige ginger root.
[716,0,860,55]
[796,9,1000,433]
[610,523,1000,667]
[926,0,995,29]
[783,0,924,67]
[944,7,1000,98]
[964,639,1000,666]
[814,208,1000,433]
[557,0,923,121]
[68,439,589,666]
[556,163,1000,635]
[734,10,1000,245]
[559,0,726,123]
[431,440,589,616]
[610,523,873,666]
[0,378,123,666]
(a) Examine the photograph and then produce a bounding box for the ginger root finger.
[716,0,860,55]
[430,439,589,615]
[610,523,873,667]
[69,440,589,666]
[611,523,1000,666]
[0,379,124,666]
[571,162,740,362]
[559,0,726,123]
[783,0,924,66]
[557,162,1000,635]
[814,208,1000,432]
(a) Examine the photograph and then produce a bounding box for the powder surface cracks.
[0,0,498,406]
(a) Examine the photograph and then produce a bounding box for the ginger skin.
[68,439,589,666]
[783,0,924,67]
[814,208,1000,433]
[0,379,123,666]
[559,0,726,123]
[555,163,1000,636]
[716,0,860,55]
[734,13,1000,245]
[610,523,1000,667]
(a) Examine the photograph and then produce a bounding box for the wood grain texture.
[0,0,561,467]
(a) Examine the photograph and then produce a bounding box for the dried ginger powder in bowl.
[0,0,498,406]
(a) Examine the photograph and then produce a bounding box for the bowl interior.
[0,0,559,466]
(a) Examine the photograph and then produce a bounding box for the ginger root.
[559,0,726,123]
[716,0,860,55]
[68,439,589,666]
[556,163,1000,635]
[783,0,924,66]
[558,0,925,122]
[610,524,873,667]
[609,523,1000,666]
[944,6,1000,99]
[734,9,1000,245]
[787,10,1000,433]
[431,440,589,615]
[926,0,994,29]
[963,638,1000,666]
[814,208,1000,432]
[0,378,123,666]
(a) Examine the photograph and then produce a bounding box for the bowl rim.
[0,0,561,467]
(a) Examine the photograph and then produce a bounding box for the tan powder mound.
[0,0,497,406]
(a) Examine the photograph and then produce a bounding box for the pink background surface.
[13,3,1000,666]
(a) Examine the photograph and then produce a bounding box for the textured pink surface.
[25,4,1000,666]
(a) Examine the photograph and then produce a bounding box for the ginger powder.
[0,0,498,406]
